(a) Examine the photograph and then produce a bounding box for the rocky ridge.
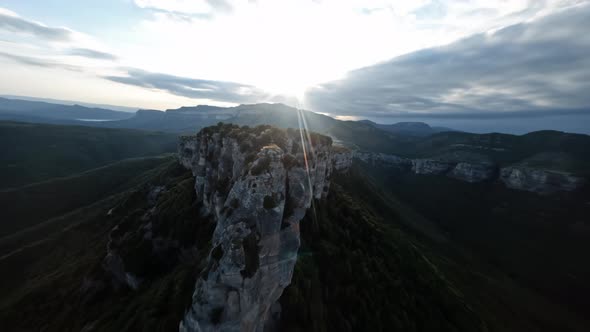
[355,152,585,193]
[499,167,585,193]
[176,124,351,331]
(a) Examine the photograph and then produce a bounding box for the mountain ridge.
[0,97,135,121]
[5,96,589,138]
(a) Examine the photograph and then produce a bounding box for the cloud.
[205,0,234,14]
[0,9,71,41]
[67,48,118,60]
[133,0,233,19]
[305,3,590,122]
[0,9,118,76]
[0,51,80,71]
[104,68,269,104]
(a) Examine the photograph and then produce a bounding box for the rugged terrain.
[356,151,586,193]
[0,123,589,331]
[0,121,177,189]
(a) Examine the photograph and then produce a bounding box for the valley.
[0,108,588,331]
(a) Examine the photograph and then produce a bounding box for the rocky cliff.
[500,167,585,194]
[354,152,495,183]
[354,152,412,171]
[177,124,350,332]
[354,152,584,193]
[448,162,496,183]
[411,159,456,175]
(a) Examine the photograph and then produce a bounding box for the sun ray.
[295,101,318,228]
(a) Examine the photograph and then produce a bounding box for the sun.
[252,67,318,105]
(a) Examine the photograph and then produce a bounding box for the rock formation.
[354,152,496,182]
[177,124,350,332]
[448,162,496,183]
[500,167,585,194]
[354,152,584,192]
[354,152,412,171]
[411,159,455,175]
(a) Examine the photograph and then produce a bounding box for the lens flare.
[295,99,319,228]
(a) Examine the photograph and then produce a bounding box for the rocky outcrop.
[332,147,354,171]
[354,152,585,191]
[354,152,412,171]
[411,159,455,175]
[102,185,171,291]
[178,124,350,332]
[448,162,496,183]
[500,167,585,194]
[354,152,495,182]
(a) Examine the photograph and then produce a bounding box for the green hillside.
[0,159,212,331]
[0,155,174,238]
[357,160,590,321]
[0,121,178,189]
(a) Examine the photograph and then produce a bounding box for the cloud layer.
[2,0,590,125]
[105,68,269,104]
[306,3,590,122]
[67,48,118,60]
[0,9,71,41]
[0,51,81,71]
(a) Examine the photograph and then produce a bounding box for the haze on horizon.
[1,0,589,134]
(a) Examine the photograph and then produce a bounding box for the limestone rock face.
[500,167,585,194]
[354,152,412,171]
[448,162,496,183]
[178,124,350,332]
[332,147,354,171]
[353,152,584,192]
[411,159,455,175]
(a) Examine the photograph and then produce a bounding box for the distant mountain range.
[0,95,138,113]
[0,97,457,152]
[0,97,135,124]
[3,96,590,177]
[0,96,455,136]
[359,119,456,136]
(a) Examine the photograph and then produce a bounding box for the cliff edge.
[177,124,351,332]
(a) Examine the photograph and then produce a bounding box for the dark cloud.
[0,12,71,41]
[0,51,80,71]
[306,4,590,127]
[105,68,269,104]
[67,48,118,60]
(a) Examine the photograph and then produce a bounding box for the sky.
[0,0,589,133]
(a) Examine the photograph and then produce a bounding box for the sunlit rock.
[178,124,350,332]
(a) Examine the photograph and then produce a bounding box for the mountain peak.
[177,124,351,330]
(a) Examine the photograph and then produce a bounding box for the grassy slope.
[0,160,215,332]
[281,174,484,332]
[0,155,174,238]
[355,162,590,329]
[0,159,488,332]
[0,121,178,189]
[281,166,589,331]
